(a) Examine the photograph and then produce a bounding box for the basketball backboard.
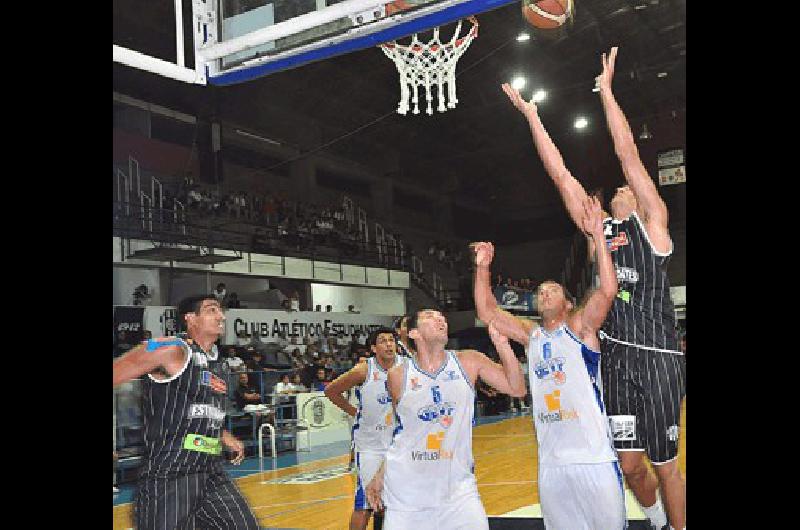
[113,0,518,86]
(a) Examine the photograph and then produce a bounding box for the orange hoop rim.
[380,16,479,53]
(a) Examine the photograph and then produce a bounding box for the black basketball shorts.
[601,340,686,464]
[134,469,259,530]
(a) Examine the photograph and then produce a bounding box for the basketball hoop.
[380,17,479,116]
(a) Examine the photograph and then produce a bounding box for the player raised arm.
[570,196,618,345]
[323,361,369,417]
[595,47,669,231]
[113,337,188,387]
[471,241,537,346]
[501,82,591,230]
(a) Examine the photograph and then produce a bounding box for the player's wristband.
[145,338,185,352]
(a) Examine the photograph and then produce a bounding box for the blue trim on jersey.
[354,452,368,510]
[580,343,605,414]
[411,352,449,380]
[208,0,517,86]
[563,326,601,356]
[450,351,475,395]
[352,387,363,435]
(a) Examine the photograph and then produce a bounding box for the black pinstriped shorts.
[601,340,686,464]
[134,469,259,530]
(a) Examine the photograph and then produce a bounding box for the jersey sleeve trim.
[451,351,475,395]
[147,338,192,384]
[563,326,601,356]
[630,210,673,257]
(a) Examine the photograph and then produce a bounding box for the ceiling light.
[639,123,653,140]
[511,77,526,90]
[532,89,547,103]
[634,4,648,10]
[574,117,588,130]
[517,32,530,42]
[657,72,668,78]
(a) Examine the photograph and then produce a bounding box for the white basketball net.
[380,17,478,116]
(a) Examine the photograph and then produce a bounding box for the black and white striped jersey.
[140,333,229,477]
[602,212,678,351]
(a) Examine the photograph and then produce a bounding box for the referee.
[113,294,259,530]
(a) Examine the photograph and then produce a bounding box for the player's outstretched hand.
[487,321,510,349]
[222,431,245,465]
[469,241,495,268]
[366,472,385,512]
[501,83,537,118]
[595,46,618,93]
[581,195,604,239]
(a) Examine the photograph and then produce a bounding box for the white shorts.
[384,491,488,530]
[354,451,384,511]
[539,462,626,530]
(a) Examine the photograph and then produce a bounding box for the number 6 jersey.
[383,351,477,510]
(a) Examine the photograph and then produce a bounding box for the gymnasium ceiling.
[113,0,686,245]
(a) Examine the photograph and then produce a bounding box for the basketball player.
[324,327,402,530]
[364,309,526,529]
[112,295,259,530]
[471,195,625,529]
[393,314,414,357]
[501,46,685,529]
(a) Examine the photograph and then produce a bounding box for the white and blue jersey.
[528,324,626,529]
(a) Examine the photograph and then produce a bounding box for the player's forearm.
[495,345,526,398]
[599,88,639,163]
[592,229,618,299]
[474,265,500,324]
[324,388,357,417]
[526,112,572,187]
[113,344,158,386]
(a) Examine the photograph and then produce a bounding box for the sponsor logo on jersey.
[616,266,639,283]
[533,356,567,385]
[666,424,679,442]
[410,377,422,391]
[616,289,632,303]
[609,415,636,441]
[188,403,226,428]
[417,402,456,427]
[537,390,579,424]
[193,350,208,367]
[443,370,461,381]
[201,371,227,393]
[411,431,454,461]
[607,231,629,252]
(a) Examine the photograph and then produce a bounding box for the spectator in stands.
[224,346,245,372]
[132,284,151,306]
[680,333,686,356]
[274,373,295,394]
[234,372,262,410]
[142,330,152,341]
[290,291,300,311]
[212,283,227,305]
[313,368,332,391]
[291,373,307,393]
[226,292,241,309]
[114,330,133,358]
[325,305,333,312]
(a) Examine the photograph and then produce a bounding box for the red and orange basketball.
[521,0,573,30]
